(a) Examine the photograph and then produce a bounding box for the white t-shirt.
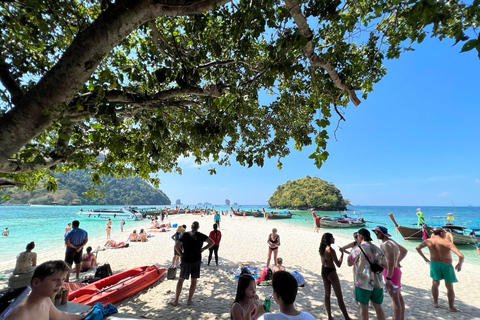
[258,312,316,320]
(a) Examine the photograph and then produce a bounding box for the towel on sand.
[84,302,118,320]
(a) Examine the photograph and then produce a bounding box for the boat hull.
[266,213,292,219]
[426,226,479,245]
[68,266,166,306]
[76,208,144,221]
[396,226,424,240]
[319,221,366,228]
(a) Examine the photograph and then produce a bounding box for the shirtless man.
[416,227,464,312]
[8,260,93,320]
[373,226,408,320]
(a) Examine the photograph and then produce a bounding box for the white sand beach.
[1,214,479,319]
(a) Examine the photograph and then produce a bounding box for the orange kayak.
[68,265,166,306]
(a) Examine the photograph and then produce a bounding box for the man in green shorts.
[347,228,387,320]
[416,228,464,312]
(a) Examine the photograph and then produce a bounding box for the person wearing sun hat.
[373,226,408,320]
[347,228,387,320]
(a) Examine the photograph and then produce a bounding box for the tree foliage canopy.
[0,170,170,205]
[268,176,350,210]
[0,0,478,189]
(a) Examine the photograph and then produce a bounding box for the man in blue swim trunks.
[416,227,464,312]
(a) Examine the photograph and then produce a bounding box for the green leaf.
[461,39,478,53]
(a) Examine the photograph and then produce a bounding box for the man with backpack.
[172,221,214,306]
[347,228,387,320]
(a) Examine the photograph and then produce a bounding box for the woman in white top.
[13,241,37,274]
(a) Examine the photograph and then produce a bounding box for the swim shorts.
[430,261,458,283]
[383,266,402,288]
[65,249,83,265]
[179,261,201,280]
[355,287,384,306]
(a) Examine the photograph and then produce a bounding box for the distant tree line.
[0,170,170,205]
[268,176,350,211]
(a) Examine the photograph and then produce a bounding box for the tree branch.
[0,0,233,165]
[0,58,24,104]
[149,21,175,59]
[285,0,361,107]
[196,60,260,73]
[0,144,94,174]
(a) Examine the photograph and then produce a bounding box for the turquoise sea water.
[1,205,479,264]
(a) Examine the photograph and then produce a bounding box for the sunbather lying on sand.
[104,239,129,248]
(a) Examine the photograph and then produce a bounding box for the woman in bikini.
[266,228,280,268]
[319,233,351,320]
[231,274,264,320]
[106,219,112,239]
[81,246,98,271]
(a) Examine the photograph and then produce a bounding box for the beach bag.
[95,263,113,279]
[264,268,273,281]
[291,271,305,287]
[359,246,384,274]
[167,265,177,280]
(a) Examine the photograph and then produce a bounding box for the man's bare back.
[416,232,464,271]
[423,236,455,264]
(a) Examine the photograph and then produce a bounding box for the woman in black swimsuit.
[319,233,351,320]
[266,228,280,268]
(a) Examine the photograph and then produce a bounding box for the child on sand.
[231,274,265,320]
[7,260,93,320]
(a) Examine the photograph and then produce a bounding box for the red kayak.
[68,265,166,306]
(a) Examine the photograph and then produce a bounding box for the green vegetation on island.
[0,171,170,206]
[268,176,350,211]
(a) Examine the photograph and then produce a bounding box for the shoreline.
[1,214,479,319]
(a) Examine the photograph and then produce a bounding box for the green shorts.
[430,261,458,283]
[355,287,384,306]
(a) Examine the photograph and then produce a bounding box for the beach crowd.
[1,210,474,320]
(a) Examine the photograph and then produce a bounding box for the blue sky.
[159,37,480,207]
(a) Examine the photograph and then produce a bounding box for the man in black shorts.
[173,221,214,306]
[64,220,88,282]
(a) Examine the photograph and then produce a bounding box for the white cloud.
[437,192,449,198]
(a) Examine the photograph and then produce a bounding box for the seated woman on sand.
[273,257,286,273]
[128,230,138,242]
[138,229,149,242]
[81,246,98,271]
[13,241,37,275]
